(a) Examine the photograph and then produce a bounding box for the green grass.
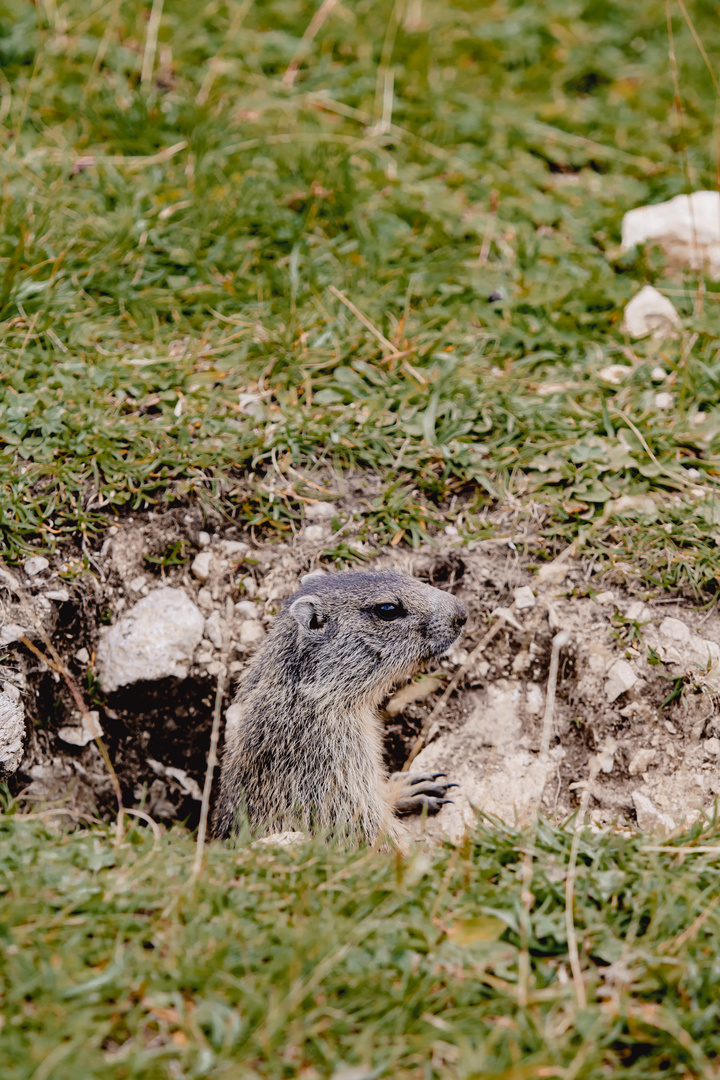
[2,0,720,590]
[3,808,720,1079]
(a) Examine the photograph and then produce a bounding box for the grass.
[3,807,720,1079]
[1,0,720,590]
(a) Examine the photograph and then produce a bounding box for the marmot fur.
[214,569,467,846]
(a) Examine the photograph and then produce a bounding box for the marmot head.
[271,570,467,706]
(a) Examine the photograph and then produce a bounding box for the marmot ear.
[289,594,326,633]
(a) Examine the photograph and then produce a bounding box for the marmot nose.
[452,602,468,630]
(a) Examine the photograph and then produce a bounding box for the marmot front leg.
[388,772,457,816]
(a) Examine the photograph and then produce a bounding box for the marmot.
[214,569,467,847]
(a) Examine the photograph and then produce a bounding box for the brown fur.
[214,570,467,846]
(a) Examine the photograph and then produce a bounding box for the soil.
[3,502,720,839]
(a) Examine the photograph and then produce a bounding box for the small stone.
[206,660,223,677]
[204,610,224,649]
[526,683,544,716]
[651,366,666,382]
[621,190,720,276]
[704,737,720,756]
[0,686,25,779]
[57,710,103,747]
[24,556,49,577]
[605,659,637,702]
[625,601,649,622]
[622,285,680,340]
[301,524,327,543]
[235,600,260,620]
[632,791,677,832]
[628,748,656,776]
[221,540,249,558]
[599,364,632,385]
[304,502,337,521]
[654,392,673,410]
[513,586,535,610]
[239,620,265,645]
[225,701,243,738]
[241,576,258,599]
[75,647,90,665]
[659,617,690,642]
[198,531,211,547]
[129,575,147,593]
[196,587,214,612]
[45,588,70,602]
[595,591,615,606]
[192,551,213,582]
[96,587,205,693]
[0,624,28,646]
[597,737,617,774]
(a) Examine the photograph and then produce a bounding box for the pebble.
[96,587,204,693]
[239,620,265,645]
[192,551,213,582]
[632,791,677,832]
[659,617,689,643]
[197,531,211,547]
[241,576,258,599]
[628,748,656,776]
[304,502,337,521]
[75,647,90,665]
[605,658,637,702]
[621,285,680,340]
[301,524,327,543]
[0,686,25,779]
[221,540,249,558]
[513,586,535,610]
[57,711,103,747]
[595,591,615,606]
[235,600,260,620]
[621,190,720,276]
[204,611,224,649]
[24,556,49,577]
[654,392,674,410]
[45,588,70,602]
[196,587,214,612]
[704,737,720,757]
[129,575,147,592]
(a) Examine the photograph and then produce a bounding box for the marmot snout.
[214,569,467,845]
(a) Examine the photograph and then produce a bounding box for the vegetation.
[3,807,720,1080]
[1,0,720,590]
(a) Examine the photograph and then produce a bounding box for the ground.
[4,1,720,1077]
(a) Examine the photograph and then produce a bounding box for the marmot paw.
[390,771,458,817]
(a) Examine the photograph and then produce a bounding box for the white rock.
[75,647,90,665]
[526,683,544,716]
[659,617,690,643]
[651,366,667,382]
[704,737,720,756]
[45,588,70,602]
[595,591,615,606]
[221,540,249,558]
[625,601,649,622]
[0,687,25,778]
[24,556,49,577]
[129,575,147,593]
[206,660,223,677]
[632,790,677,832]
[0,623,28,646]
[597,737,618,774]
[621,285,680,339]
[304,502,337,521]
[621,190,720,276]
[235,600,261,620]
[241,576,258,599]
[204,610,224,649]
[96,587,205,693]
[513,586,535,610]
[599,364,632,385]
[605,659,637,702]
[239,620,265,645]
[654,392,674,410]
[628,748,657,776]
[196,587,214,612]
[57,710,103,747]
[192,550,213,582]
[301,524,327,543]
[198,531,211,547]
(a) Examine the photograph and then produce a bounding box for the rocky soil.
[3,504,720,841]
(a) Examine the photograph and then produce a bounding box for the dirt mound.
[3,509,720,836]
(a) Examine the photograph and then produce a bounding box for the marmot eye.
[373,602,405,622]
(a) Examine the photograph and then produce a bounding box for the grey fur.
[214,570,467,846]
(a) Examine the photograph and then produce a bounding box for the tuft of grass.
[3,809,720,1078]
[3,0,720,593]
